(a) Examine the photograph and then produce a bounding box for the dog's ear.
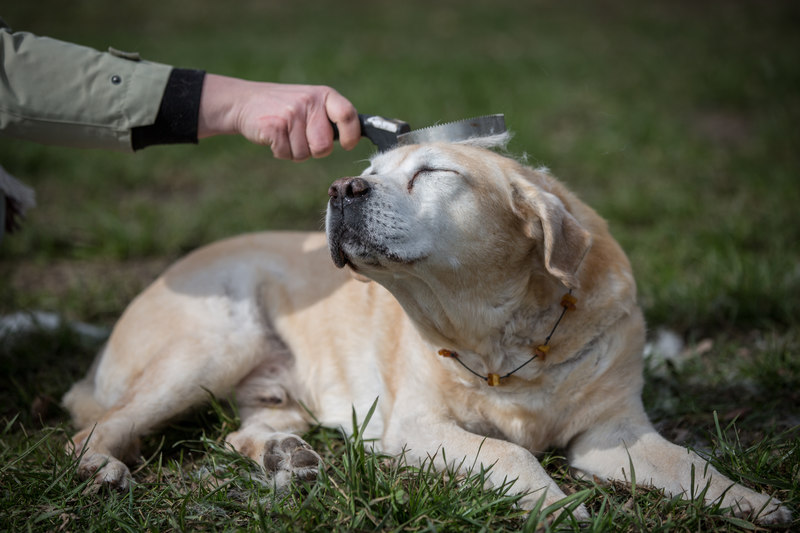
[511,178,592,289]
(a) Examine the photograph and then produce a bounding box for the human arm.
[0,21,361,158]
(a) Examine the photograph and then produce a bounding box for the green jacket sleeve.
[0,21,173,152]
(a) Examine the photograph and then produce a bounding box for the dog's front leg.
[568,417,791,524]
[226,373,321,490]
[385,412,589,520]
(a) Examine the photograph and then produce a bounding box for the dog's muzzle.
[326,177,371,268]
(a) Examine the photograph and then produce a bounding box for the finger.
[267,118,293,160]
[287,113,311,162]
[325,91,360,150]
[306,111,335,159]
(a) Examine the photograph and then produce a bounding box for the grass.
[1,0,799,530]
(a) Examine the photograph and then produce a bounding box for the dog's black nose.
[328,177,371,203]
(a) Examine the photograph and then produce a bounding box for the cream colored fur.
[63,143,789,523]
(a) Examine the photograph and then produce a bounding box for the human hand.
[197,74,360,161]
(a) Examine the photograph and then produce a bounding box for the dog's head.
[325,142,595,348]
[326,142,591,291]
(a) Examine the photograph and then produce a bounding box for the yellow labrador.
[63,141,789,523]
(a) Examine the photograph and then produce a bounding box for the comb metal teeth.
[396,114,506,146]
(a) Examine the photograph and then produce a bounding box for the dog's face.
[326,142,590,286]
[326,143,493,273]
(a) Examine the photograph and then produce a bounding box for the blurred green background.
[1,3,799,529]
[1,0,798,333]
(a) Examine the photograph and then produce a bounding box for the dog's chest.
[448,385,561,452]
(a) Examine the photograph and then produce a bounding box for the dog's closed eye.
[408,168,458,192]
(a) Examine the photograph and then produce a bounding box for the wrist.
[198,74,247,138]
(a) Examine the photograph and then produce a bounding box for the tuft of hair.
[456,130,513,151]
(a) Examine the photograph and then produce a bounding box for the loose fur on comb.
[455,130,512,151]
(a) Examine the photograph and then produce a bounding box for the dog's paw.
[733,496,792,525]
[260,434,321,489]
[77,452,132,491]
[756,503,792,525]
[721,486,792,525]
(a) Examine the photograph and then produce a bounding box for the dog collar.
[438,291,577,386]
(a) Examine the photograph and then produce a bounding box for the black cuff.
[131,68,206,151]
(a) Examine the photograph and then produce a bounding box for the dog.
[62,140,790,524]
